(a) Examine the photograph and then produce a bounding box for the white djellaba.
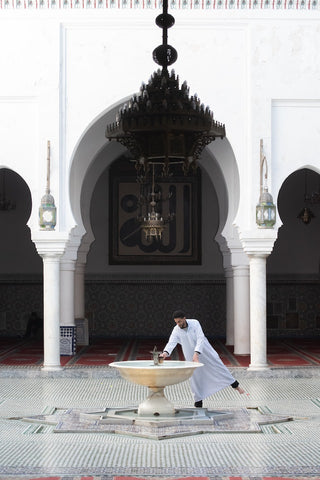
[163,319,237,403]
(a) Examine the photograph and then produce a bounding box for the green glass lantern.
[256,139,276,229]
[39,192,56,230]
[256,188,276,228]
[39,140,56,231]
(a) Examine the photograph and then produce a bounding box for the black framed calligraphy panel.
[109,159,201,265]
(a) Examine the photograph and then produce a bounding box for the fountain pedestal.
[138,387,175,416]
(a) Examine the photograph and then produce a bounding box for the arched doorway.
[267,168,320,337]
[68,103,244,344]
[0,168,42,338]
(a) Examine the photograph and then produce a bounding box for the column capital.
[32,231,69,258]
[60,259,76,272]
[220,240,249,269]
[233,264,250,275]
[62,230,83,262]
[239,229,278,257]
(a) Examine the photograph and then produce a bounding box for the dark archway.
[0,168,42,337]
[266,168,320,337]
[269,168,320,275]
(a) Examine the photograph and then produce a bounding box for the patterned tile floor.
[0,362,319,479]
[2,477,320,480]
[3,477,320,480]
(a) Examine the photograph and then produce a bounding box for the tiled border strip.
[0,466,319,476]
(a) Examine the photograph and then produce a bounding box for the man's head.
[173,310,187,329]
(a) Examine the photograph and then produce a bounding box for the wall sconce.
[39,141,57,230]
[297,206,314,225]
[256,139,276,228]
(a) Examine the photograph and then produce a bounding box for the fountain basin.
[110,360,203,416]
[110,360,203,387]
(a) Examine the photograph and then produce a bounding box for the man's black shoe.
[194,400,203,408]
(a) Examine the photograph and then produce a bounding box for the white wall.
[0,8,320,259]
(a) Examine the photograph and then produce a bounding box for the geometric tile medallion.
[20,406,293,440]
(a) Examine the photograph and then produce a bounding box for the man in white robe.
[161,310,245,407]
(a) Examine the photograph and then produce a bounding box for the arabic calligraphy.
[109,164,201,264]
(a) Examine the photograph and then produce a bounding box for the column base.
[248,363,269,370]
[41,365,63,371]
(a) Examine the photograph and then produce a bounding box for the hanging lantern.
[39,141,57,231]
[256,187,276,228]
[256,139,276,229]
[297,206,314,225]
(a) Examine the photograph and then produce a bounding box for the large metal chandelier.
[105,0,226,178]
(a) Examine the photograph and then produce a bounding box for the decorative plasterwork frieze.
[1,0,319,9]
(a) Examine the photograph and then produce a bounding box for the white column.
[239,230,277,370]
[225,267,234,346]
[74,261,89,345]
[42,254,62,370]
[248,254,268,370]
[74,262,85,319]
[60,260,75,326]
[233,265,250,355]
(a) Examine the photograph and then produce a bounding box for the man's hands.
[160,352,169,359]
[160,351,200,362]
[193,352,200,362]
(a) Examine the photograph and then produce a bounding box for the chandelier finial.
[152,0,177,72]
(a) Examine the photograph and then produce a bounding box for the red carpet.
[0,336,319,367]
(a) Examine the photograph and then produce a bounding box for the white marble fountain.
[109,358,203,417]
